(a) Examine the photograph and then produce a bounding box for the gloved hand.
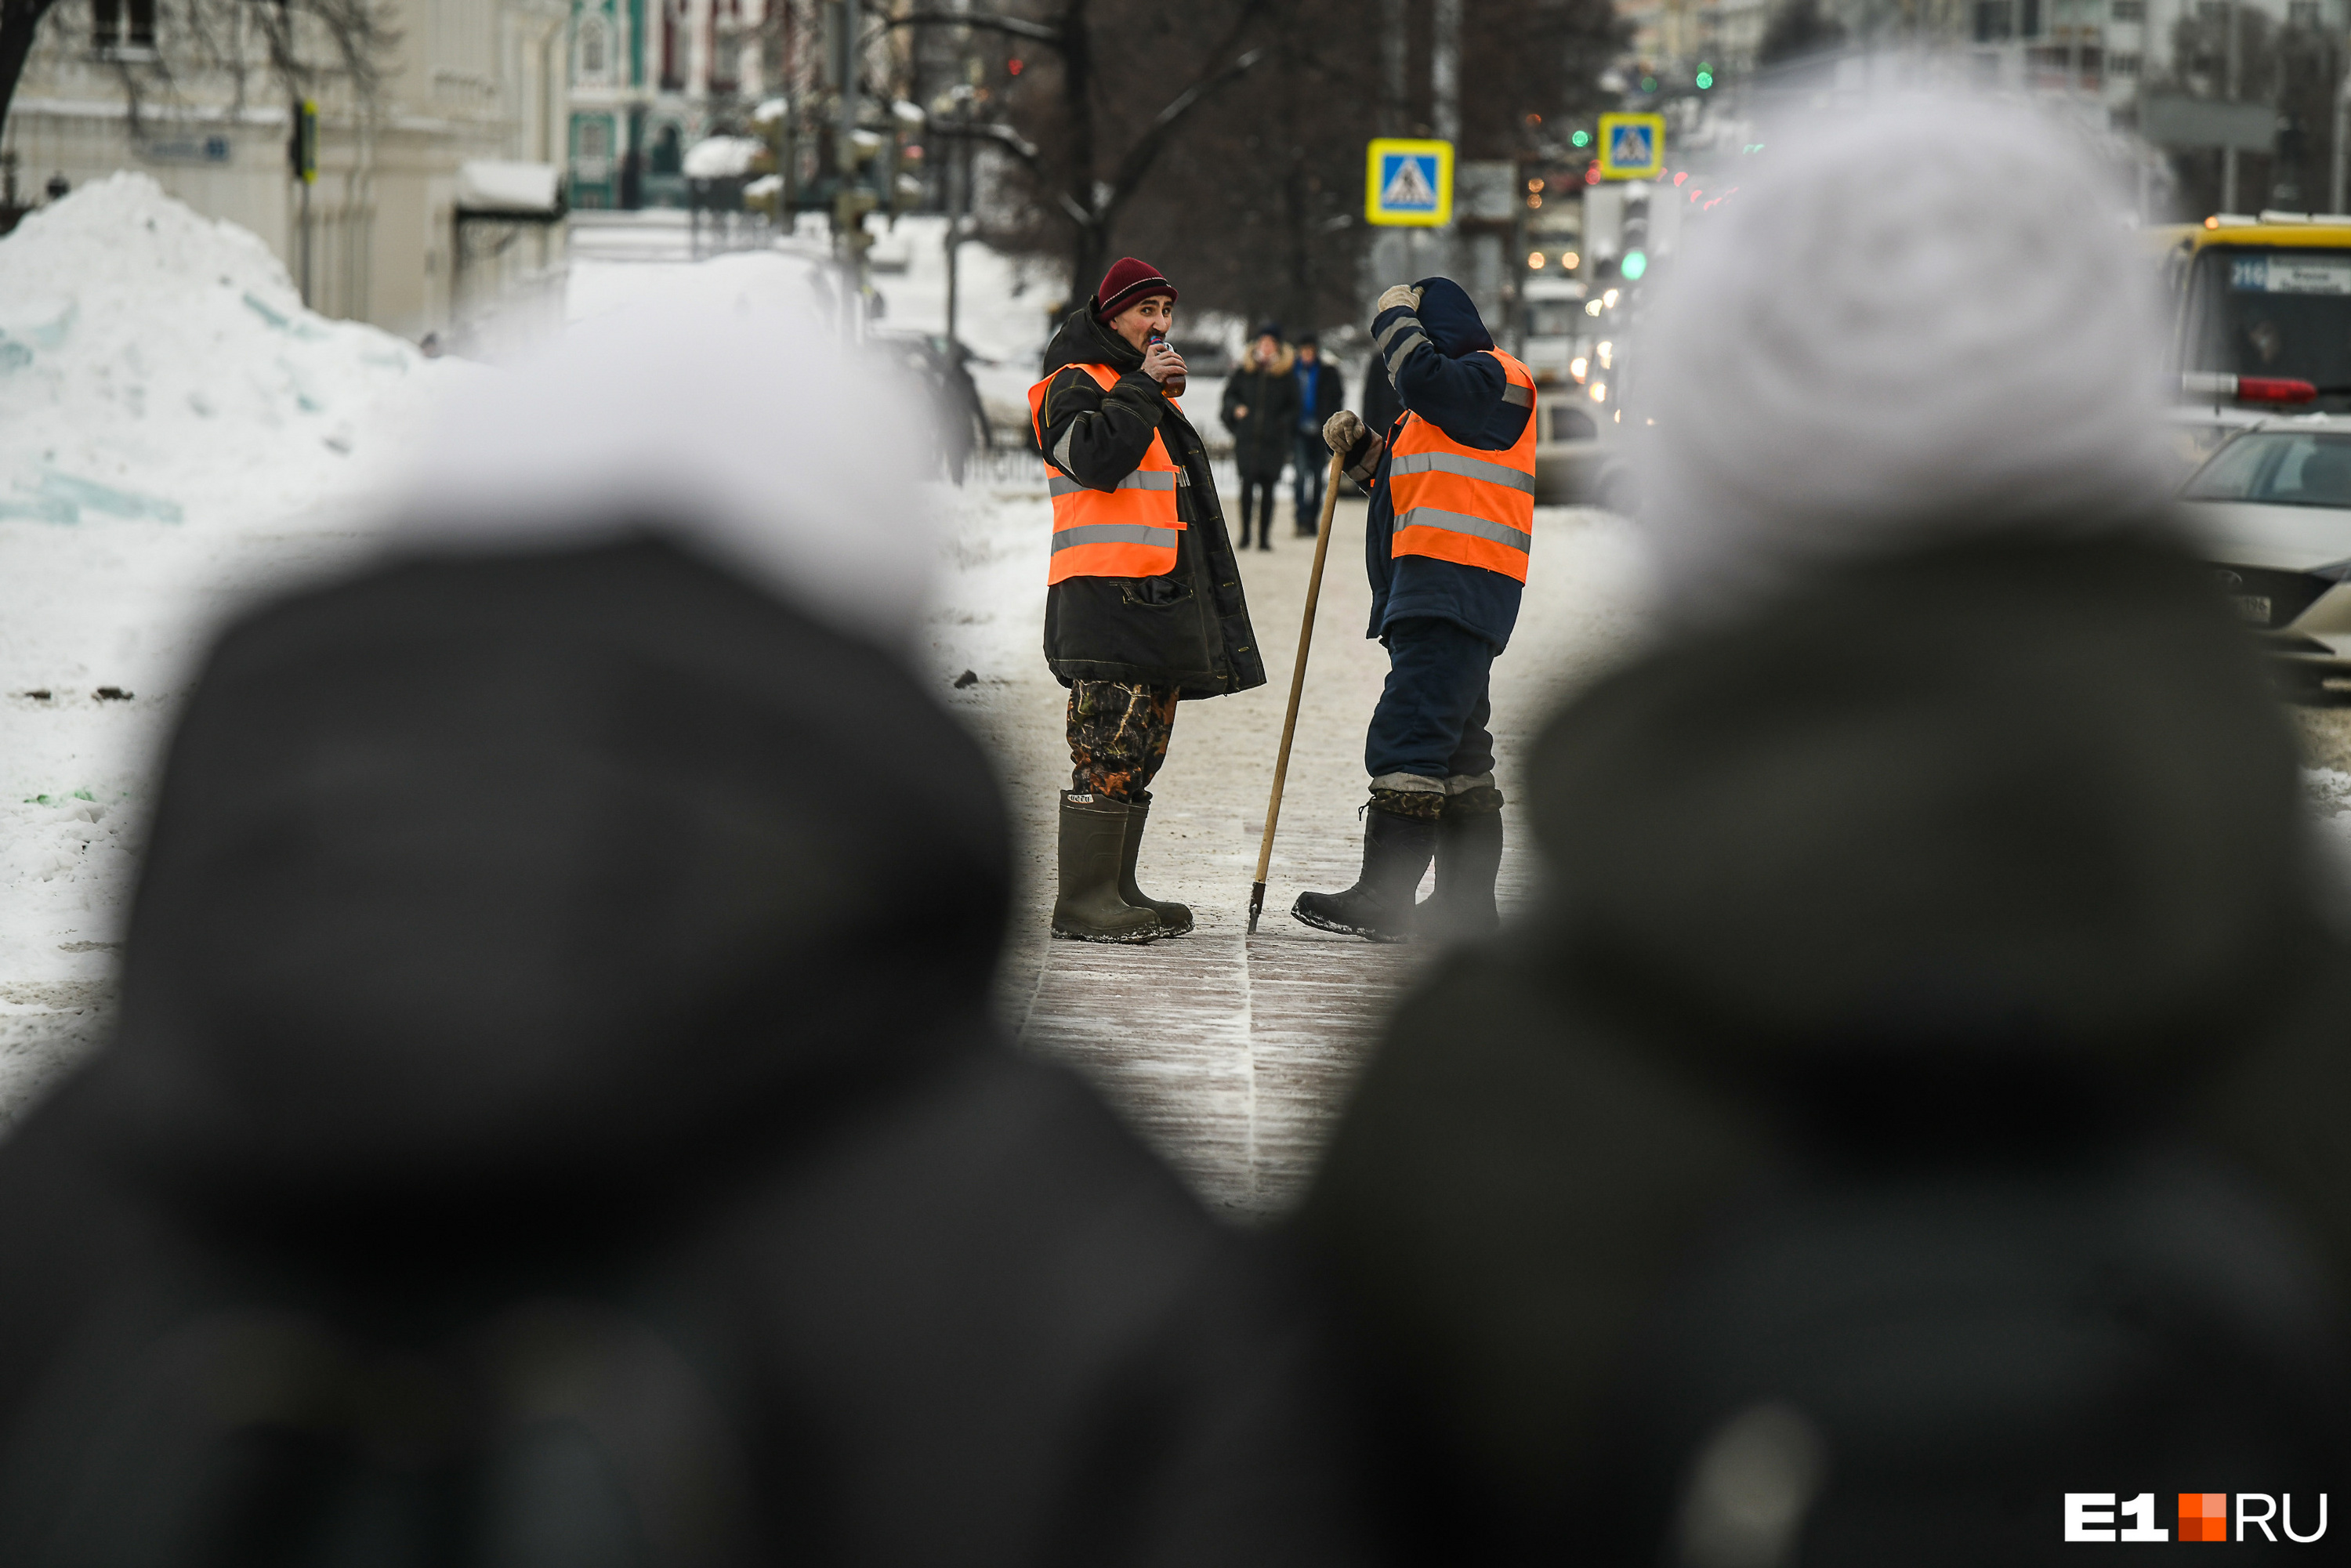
[1324,409,1367,455]
[1376,283,1423,315]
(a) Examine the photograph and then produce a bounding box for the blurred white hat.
[395,294,937,650]
[1636,96,2172,617]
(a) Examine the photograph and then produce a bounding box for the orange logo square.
[2180,1493,2229,1542]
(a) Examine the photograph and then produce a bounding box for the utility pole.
[1380,0,1406,136]
[945,81,973,345]
[832,0,871,340]
[2222,0,2241,213]
[1432,0,1459,284]
[2334,38,2350,214]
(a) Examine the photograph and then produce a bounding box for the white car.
[2179,415,2351,672]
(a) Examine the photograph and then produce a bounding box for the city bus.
[2151,215,2351,473]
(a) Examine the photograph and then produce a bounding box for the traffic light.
[288,98,317,183]
[888,99,926,216]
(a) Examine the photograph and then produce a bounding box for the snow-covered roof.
[455,161,563,215]
[683,136,766,180]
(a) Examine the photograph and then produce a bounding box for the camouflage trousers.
[1067,680,1181,802]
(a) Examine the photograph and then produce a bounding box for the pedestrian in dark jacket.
[1290,335,1346,533]
[0,300,1377,1568]
[1221,324,1301,550]
[1297,100,2349,1564]
[1295,277,1534,943]
[1033,257,1268,943]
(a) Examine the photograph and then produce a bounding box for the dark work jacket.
[0,540,1374,1566]
[1295,534,2351,1561]
[1220,348,1302,481]
[1038,306,1267,698]
[1360,278,1529,651]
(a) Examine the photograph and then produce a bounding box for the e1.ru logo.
[2065,1493,2329,1542]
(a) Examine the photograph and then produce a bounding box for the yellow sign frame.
[1596,113,1665,180]
[1365,138,1454,227]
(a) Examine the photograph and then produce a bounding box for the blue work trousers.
[1365,616,1496,784]
[1293,433,1328,530]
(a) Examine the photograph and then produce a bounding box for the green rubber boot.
[1118,793,1194,936]
[1052,792,1159,944]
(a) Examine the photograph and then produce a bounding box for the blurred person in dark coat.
[1220,324,1301,550]
[1290,335,1346,535]
[1295,100,2351,1563]
[0,300,1377,1567]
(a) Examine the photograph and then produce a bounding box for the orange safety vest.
[1028,363,1185,585]
[1386,348,1537,584]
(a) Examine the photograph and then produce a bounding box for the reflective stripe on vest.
[1028,363,1185,585]
[1386,348,1537,584]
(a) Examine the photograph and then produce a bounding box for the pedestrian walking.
[0,299,1378,1567]
[1220,323,1302,550]
[1031,257,1267,943]
[1295,100,2351,1563]
[1294,277,1534,943]
[1291,334,1346,534]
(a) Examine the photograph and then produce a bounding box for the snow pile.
[2,174,469,990]
[0,171,460,530]
[683,136,766,179]
[455,160,562,214]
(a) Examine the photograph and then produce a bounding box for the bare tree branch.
[865,5,1064,45]
[927,117,1044,172]
[0,0,61,132]
[1101,42,1268,216]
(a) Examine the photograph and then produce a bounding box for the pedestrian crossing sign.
[1365,138,1454,227]
[1596,113,1665,179]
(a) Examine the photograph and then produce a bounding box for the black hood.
[1414,277,1494,357]
[81,537,1010,1213]
[1043,306,1145,378]
[1527,535,2326,1075]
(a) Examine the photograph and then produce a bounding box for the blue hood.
[1415,277,1494,357]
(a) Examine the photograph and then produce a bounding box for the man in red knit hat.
[1026,259,1266,943]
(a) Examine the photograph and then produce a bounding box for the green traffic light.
[1571,129,1590,148]
[1621,250,1648,281]
[1696,70,1714,89]
[1640,75,1657,92]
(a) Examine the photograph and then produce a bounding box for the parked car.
[2179,416,2351,674]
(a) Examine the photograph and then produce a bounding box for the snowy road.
[1,186,1654,1214]
[928,480,1645,1215]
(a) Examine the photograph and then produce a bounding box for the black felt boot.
[1118,793,1193,936]
[1418,791,1504,941]
[1052,793,1158,943]
[1291,806,1438,943]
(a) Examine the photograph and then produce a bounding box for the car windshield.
[2181,430,2351,507]
[2184,248,2351,411]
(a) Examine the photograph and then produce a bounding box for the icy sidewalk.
[926,481,1646,1217]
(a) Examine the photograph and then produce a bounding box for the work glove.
[1323,409,1367,455]
[1376,283,1423,315]
[1325,409,1384,487]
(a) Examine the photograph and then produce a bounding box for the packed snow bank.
[0,171,458,531]
[1,173,465,987]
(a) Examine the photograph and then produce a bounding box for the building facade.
[3,0,571,340]
[567,0,824,209]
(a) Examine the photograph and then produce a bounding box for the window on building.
[2019,0,2042,34]
[1975,0,2016,38]
[661,0,685,91]
[578,118,612,160]
[2110,0,2143,17]
[579,16,610,78]
[2109,49,2141,71]
[92,0,157,53]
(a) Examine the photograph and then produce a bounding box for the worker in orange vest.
[1295,278,1535,943]
[1030,258,1266,943]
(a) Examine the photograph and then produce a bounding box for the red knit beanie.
[1093,256,1178,321]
